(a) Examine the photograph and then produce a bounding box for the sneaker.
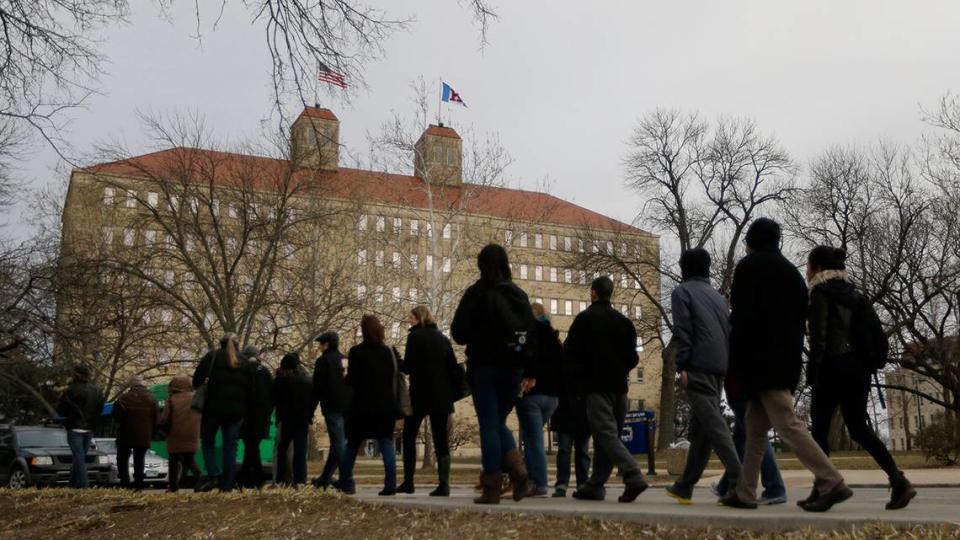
[664,485,692,505]
[757,493,787,506]
[719,492,758,509]
[800,484,853,513]
[618,480,649,503]
[572,486,606,501]
[552,488,567,498]
[709,482,723,498]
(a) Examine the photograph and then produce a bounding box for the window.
[393,217,402,235]
[505,230,514,246]
[102,228,113,246]
[578,239,585,253]
[636,337,645,353]
[376,215,385,232]
[535,234,543,249]
[442,257,451,273]
[620,242,628,257]
[519,232,528,247]
[169,195,179,212]
[426,255,434,272]
[164,270,175,287]
[122,228,135,247]
[606,241,614,254]
[520,264,528,280]
[634,278,641,290]
[410,220,419,236]
[446,146,457,165]
[426,222,433,238]
[410,254,419,271]
[392,252,401,270]
[391,322,401,339]
[549,235,557,250]
[375,286,384,304]
[358,214,368,231]
[592,241,600,253]
[579,301,587,312]
[103,187,115,205]
[620,304,628,315]
[374,251,384,267]
[564,300,573,316]
[126,190,137,208]
[409,288,418,302]
[147,192,159,207]
[228,203,237,218]
[550,299,558,315]
[535,266,543,281]
[161,310,173,325]
[636,366,645,383]
[392,287,401,302]
[550,267,558,282]
[634,306,642,320]
[579,270,587,285]
[621,274,629,288]
[357,285,367,300]
[564,268,572,284]
[144,230,157,245]
[211,199,221,217]
[442,224,452,239]
[357,249,367,266]
[433,146,443,162]
[564,236,572,251]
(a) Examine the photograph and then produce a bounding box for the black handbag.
[451,362,471,402]
[389,347,413,418]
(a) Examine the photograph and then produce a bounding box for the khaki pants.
[736,389,844,502]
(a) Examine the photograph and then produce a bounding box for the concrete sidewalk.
[356,485,960,531]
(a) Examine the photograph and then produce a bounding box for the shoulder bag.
[389,347,413,419]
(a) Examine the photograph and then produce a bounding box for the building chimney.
[291,107,339,171]
[414,124,462,185]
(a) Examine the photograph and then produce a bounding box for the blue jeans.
[468,364,523,473]
[66,430,92,488]
[555,431,590,491]
[517,394,559,489]
[339,437,396,492]
[200,414,243,491]
[318,413,346,485]
[717,398,785,498]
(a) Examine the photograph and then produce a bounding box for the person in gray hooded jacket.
[665,248,742,504]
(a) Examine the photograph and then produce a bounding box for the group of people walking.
[55,217,916,513]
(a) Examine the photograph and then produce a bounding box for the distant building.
[885,368,948,451]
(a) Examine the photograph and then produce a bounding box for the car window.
[16,429,69,448]
[95,440,117,453]
[0,430,11,448]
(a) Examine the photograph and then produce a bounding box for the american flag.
[318,62,347,89]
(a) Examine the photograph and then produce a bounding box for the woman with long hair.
[337,315,398,496]
[397,305,459,497]
[192,333,250,492]
[451,243,536,505]
[805,245,916,510]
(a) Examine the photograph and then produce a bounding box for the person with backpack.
[721,218,852,512]
[451,243,536,505]
[312,331,351,489]
[337,315,398,496]
[192,333,250,492]
[397,305,459,497]
[517,302,562,497]
[664,249,742,505]
[805,245,916,510]
[274,352,316,487]
[239,345,274,489]
[113,374,159,491]
[160,376,202,493]
[564,276,648,503]
[57,364,105,489]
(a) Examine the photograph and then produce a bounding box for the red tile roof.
[298,107,338,121]
[423,125,461,139]
[82,147,650,236]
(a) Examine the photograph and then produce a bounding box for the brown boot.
[474,472,502,505]
[502,450,529,502]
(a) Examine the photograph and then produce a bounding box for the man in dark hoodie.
[275,352,316,486]
[721,218,851,513]
[57,364,105,489]
[312,331,351,489]
[664,249,741,504]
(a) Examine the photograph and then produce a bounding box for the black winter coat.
[274,368,316,427]
[241,361,274,440]
[564,300,639,395]
[345,341,397,440]
[192,349,251,421]
[527,318,562,397]
[451,279,537,371]
[401,324,457,416]
[57,380,105,431]
[807,276,862,383]
[729,249,808,398]
[313,349,351,415]
[550,348,589,436]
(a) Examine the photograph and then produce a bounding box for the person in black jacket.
[451,244,535,505]
[337,315,398,496]
[805,245,915,510]
[720,219,851,513]
[274,352,316,487]
[57,364,105,489]
[238,345,273,489]
[565,276,647,503]
[193,333,250,492]
[516,303,561,497]
[312,331,350,489]
[550,342,591,498]
[397,305,459,497]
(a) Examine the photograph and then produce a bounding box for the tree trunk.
[657,340,677,451]
[421,422,434,469]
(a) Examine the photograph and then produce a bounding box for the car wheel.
[8,465,29,489]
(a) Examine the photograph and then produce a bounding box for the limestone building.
[885,368,949,451]
[59,107,662,445]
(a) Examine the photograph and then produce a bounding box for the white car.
[92,438,169,487]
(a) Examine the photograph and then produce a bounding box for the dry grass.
[0,489,958,539]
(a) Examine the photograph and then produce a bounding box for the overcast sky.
[11,0,960,236]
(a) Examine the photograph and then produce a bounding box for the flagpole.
[438,76,443,125]
[314,60,320,107]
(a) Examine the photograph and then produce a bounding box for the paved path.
[355,485,960,531]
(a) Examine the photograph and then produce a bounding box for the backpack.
[851,293,889,372]
[483,284,537,365]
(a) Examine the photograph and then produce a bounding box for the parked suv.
[0,425,113,488]
[92,438,169,487]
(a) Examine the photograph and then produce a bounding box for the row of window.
[357,214,456,239]
[357,250,453,273]
[102,227,297,258]
[516,263,641,289]
[505,230,644,258]
[103,187,302,221]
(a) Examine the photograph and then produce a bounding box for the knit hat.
[679,248,711,281]
[241,345,261,360]
[745,218,782,252]
[280,352,301,370]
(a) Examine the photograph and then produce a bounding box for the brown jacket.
[113,384,159,448]
[160,376,201,454]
